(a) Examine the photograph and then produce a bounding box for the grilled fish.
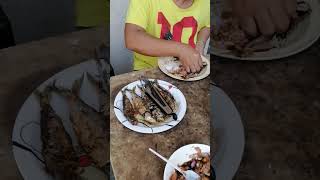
[121,79,177,126]
[49,76,109,168]
[151,80,177,112]
[34,87,81,180]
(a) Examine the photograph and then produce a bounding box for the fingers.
[181,59,193,73]
[190,64,199,73]
[180,57,190,73]
[235,0,296,36]
[179,45,203,73]
[284,0,297,18]
[186,54,202,73]
[193,64,200,73]
[185,66,191,73]
[195,52,203,69]
[198,56,203,69]
[239,16,258,37]
[255,8,275,36]
[269,3,290,32]
[190,65,196,73]
[194,53,203,72]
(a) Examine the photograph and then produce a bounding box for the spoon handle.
[148,148,185,175]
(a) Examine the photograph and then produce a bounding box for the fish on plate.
[121,79,177,127]
[34,88,82,180]
[49,75,109,168]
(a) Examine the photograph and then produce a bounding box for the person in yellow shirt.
[125,0,210,72]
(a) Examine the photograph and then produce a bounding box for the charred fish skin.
[49,75,107,131]
[151,80,177,112]
[122,88,160,126]
[71,75,108,131]
[50,76,109,168]
[122,89,137,125]
[139,87,166,123]
[71,77,109,168]
[122,88,153,126]
[34,88,81,180]
[126,87,148,115]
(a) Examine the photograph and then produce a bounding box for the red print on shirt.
[157,12,198,48]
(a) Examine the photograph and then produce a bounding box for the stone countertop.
[0,28,107,180]
[110,69,210,180]
[212,40,320,180]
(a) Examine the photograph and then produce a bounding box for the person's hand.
[195,41,205,56]
[178,44,203,73]
[231,0,297,36]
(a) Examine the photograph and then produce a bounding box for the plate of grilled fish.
[12,60,109,180]
[212,0,320,60]
[158,56,210,81]
[113,79,187,134]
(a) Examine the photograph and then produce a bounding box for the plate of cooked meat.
[212,0,320,60]
[163,144,211,180]
[158,56,210,81]
[12,60,109,180]
[113,79,187,134]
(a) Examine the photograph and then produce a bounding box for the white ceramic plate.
[158,56,210,81]
[113,80,187,134]
[11,60,108,180]
[212,0,320,60]
[163,144,210,180]
[211,84,245,180]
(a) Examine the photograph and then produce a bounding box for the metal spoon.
[148,148,200,180]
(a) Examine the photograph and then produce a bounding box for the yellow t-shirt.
[126,0,210,70]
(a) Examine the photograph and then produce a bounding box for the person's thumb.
[239,16,258,37]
